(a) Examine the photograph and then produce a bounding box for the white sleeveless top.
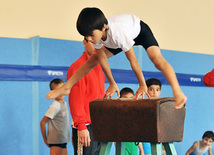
[191,141,209,155]
[93,13,141,52]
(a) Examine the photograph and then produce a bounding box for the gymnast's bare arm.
[125,47,149,99]
[96,48,120,98]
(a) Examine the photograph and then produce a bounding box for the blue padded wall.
[0,36,214,155]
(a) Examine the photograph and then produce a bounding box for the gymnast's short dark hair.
[202,131,214,141]
[49,78,64,90]
[76,7,108,36]
[146,78,162,89]
[120,87,134,97]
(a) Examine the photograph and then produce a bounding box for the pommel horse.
[89,97,186,155]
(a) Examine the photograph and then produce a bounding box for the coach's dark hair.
[49,78,64,90]
[146,78,162,89]
[76,7,108,36]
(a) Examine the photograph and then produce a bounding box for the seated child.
[185,131,214,155]
[40,78,70,155]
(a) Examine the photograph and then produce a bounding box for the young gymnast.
[46,7,187,109]
[185,131,214,155]
[40,78,70,155]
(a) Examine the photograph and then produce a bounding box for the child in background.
[40,78,70,155]
[145,78,162,98]
[119,87,144,155]
[46,7,187,109]
[138,78,166,155]
[185,131,214,155]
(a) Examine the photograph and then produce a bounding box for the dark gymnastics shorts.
[105,20,159,55]
[49,143,67,148]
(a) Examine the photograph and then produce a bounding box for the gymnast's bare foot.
[46,86,70,99]
[174,92,187,109]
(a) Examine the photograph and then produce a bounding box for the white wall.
[0,0,214,54]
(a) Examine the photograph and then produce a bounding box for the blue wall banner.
[0,64,68,82]
[112,69,205,87]
[0,64,205,87]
